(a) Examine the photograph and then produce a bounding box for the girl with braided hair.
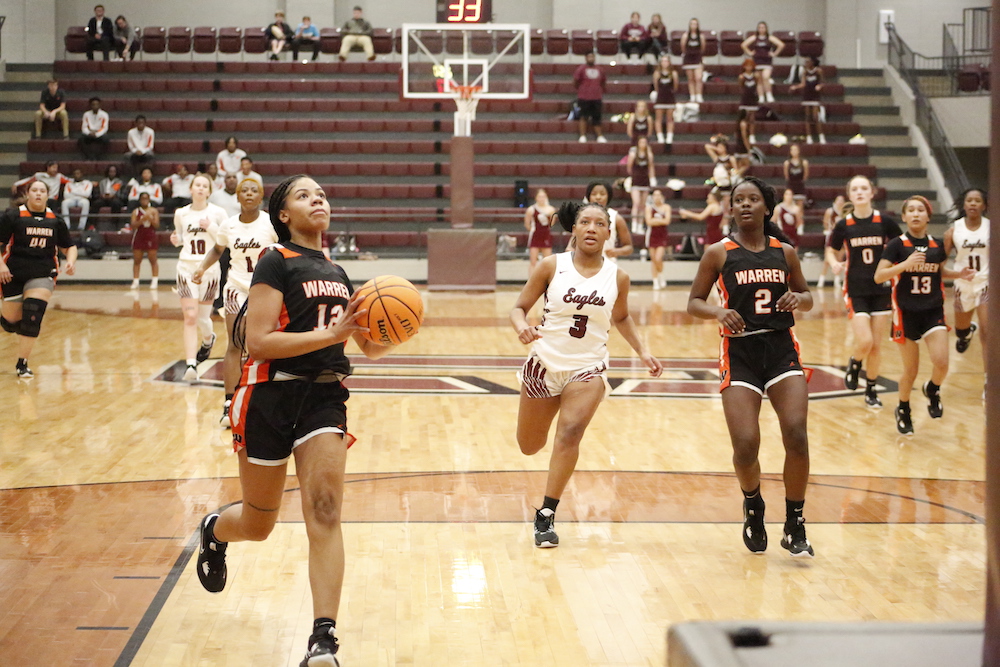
[194,175,398,667]
[511,200,662,549]
[687,176,816,557]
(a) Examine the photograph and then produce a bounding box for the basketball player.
[129,191,159,290]
[741,22,784,103]
[645,189,671,289]
[170,173,228,381]
[626,100,652,146]
[681,18,705,102]
[193,178,277,426]
[790,57,825,144]
[875,196,975,434]
[943,188,988,371]
[687,176,815,557]
[524,188,555,272]
[511,201,662,548]
[196,175,395,667]
[627,136,656,234]
[825,175,902,407]
[0,179,77,378]
[737,58,761,145]
[652,55,678,143]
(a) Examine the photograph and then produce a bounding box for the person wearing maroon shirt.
[619,12,651,61]
[573,52,607,144]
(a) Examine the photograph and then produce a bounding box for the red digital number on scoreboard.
[439,0,491,23]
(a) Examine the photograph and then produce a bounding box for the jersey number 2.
[314,304,345,331]
[568,314,589,338]
[754,289,772,314]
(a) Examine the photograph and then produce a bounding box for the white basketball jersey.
[532,252,619,372]
[174,202,227,267]
[604,208,621,261]
[217,211,279,293]
[952,216,989,285]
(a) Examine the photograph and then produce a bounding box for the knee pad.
[0,316,17,334]
[19,298,47,338]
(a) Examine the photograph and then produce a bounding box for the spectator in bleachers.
[817,195,846,288]
[627,100,652,146]
[94,164,125,224]
[34,80,68,140]
[86,4,115,61]
[339,6,375,62]
[267,11,293,61]
[129,192,160,290]
[742,22,784,104]
[773,188,803,247]
[62,168,94,231]
[705,135,736,214]
[113,15,140,61]
[791,56,825,144]
[127,167,163,212]
[12,161,70,210]
[647,14,669,57]
[738,58,761,145]
[126,115,155,175]
[573,52,607,144]
[652,55,678,143]
[163,164,194,213]
[78,96,109,160]
[209,173,241,218]
[627,136,656,233]
[645,189,672,289]
[216,137,246,177]
[205,163,226,192]
[681,18,705,103]
[679,190,726,246]
[236,157,264,189]
[292,16,321,61]
[784,143,809,204]
[524,189,555,272]
[733,110,754,176]
[619,12,650,63]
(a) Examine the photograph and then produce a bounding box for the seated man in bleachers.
[113,15,141,61]
[209,173,241,218]
[34,80,69,140]
[79,96,110,160]
[126,115,155,176]
[205,163,226,192]
[339,6,375,62]
[126,167,163,213]
[162,164,194,213]
[619,12,651,62]
[236,157,264,190]
[86,4,115,61]
[12,161,70,210]
[292,16,321,62]
[62,168,94,231]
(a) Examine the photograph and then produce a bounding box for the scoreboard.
[436,0,492,23]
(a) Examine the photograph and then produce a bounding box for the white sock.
[149,277,158,289]
[186,358,197,367]
[666,131,673,143]
[130,279,139,289]
[657,132,665,142]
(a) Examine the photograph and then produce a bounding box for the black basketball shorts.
[719,328,803,395]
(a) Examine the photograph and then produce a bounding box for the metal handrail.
[885,22,972,202]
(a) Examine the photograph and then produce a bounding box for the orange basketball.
[355,275,424,345]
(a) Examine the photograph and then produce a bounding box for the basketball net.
[452,84,482,138]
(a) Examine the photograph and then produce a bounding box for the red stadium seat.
[797,31,824,58]
[571,30,594,55]
[772,30,796,57]
[530,29,545,56]
[218,27,242,54]
[669,31,683,57]
[411,29,442,54]
[373,28,394,54]
[164,79,190,93]
[243,27,268,54]
[546,30,569,56]
[471,32,495,55]
[596,30,619,56]
[142,27,166,54]
[64,27,88,56]
[702,31,718,57]
[957,64,985,92]
[719,30,744,57]
[319,28,342,54]
[167,27,192,54]
[192,27,217,54]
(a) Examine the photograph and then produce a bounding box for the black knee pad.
[0,316,17,334]
[19,298,47,338]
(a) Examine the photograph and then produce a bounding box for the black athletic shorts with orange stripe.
[231,380,354,466]
[718,328,804,395]
[891,306,948,342]
[844,292,892,318]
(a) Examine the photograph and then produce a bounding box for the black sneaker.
[196,513,228,593]
[864,386,882,409]
[844,358,862,390]
[895,404,914,435]
[780,517,815,557]
[742,498,767,553]
[15,360,33,379]
[956,322,977,353]
[299,625,340,667]
[533,508,559,548]
[923,382,943,418]
[220,401,231,428]
[196,333,217,364]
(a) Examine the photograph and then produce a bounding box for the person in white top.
[209,173,241,218]
[205,163,226,192]
[194,179,278,426]
[236,157,264,190]
[510,201,662,548]
[78,97,110,160]
[126,115,155,175]
[169,173,228,381]
[61,168,94,230]
[12,161,70,210]
[570,181,632,262]
[162,163,194,213]
[944,187,989,369]
[126,167,163,211]
[216,137,247,176]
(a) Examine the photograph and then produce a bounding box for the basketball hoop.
[452,85,482,137]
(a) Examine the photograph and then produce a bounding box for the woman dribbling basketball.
[511,201,662,548]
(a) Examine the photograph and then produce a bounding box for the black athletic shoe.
[780,517,815,557]
[533,508,559,548]
[844,358,862,390]
[895,404,914,435]
[15,360,33,379]
[196,513,228,593]
[196,333,217,364]
[864,386,882,409]
[220,401,231,428]
[299,626,340,667]
[956,322,977,353]
[742,498,767,553]
[923,382,943,418]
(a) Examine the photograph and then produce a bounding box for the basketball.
[355,275,424,345]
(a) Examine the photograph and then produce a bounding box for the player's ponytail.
[268,174,307,243]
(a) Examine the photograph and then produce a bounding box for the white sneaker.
[657,132,665,143]
[816,275,825,289]
[653,278,662,290]
[766,92,775,103]
[758,96,765,104]
[183,364,198,382]
[819,134,827,144]
[220,400,232,428]
[665,131,673,143]
[749,134,757,144]
[806,135,814,144]
[149,277,158,290]
[596,135,607,143]
[578,135,587,143]
[130,279,139,290]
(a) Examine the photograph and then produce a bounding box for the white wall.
[931,96,991,147]
[0,0,56,63]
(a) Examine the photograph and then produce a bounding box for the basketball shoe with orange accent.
[534,508,558,548]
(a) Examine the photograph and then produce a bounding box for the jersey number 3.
[568,314,589,338]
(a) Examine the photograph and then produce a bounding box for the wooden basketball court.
[0,284,986,666]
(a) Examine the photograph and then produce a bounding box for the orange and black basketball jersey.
[241,242,354,385]
[881,233,946,311]
[827,211,902,296]
[0,205,72,280]
[716,236,794,333]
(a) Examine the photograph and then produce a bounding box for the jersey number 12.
[314,303,345,331]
